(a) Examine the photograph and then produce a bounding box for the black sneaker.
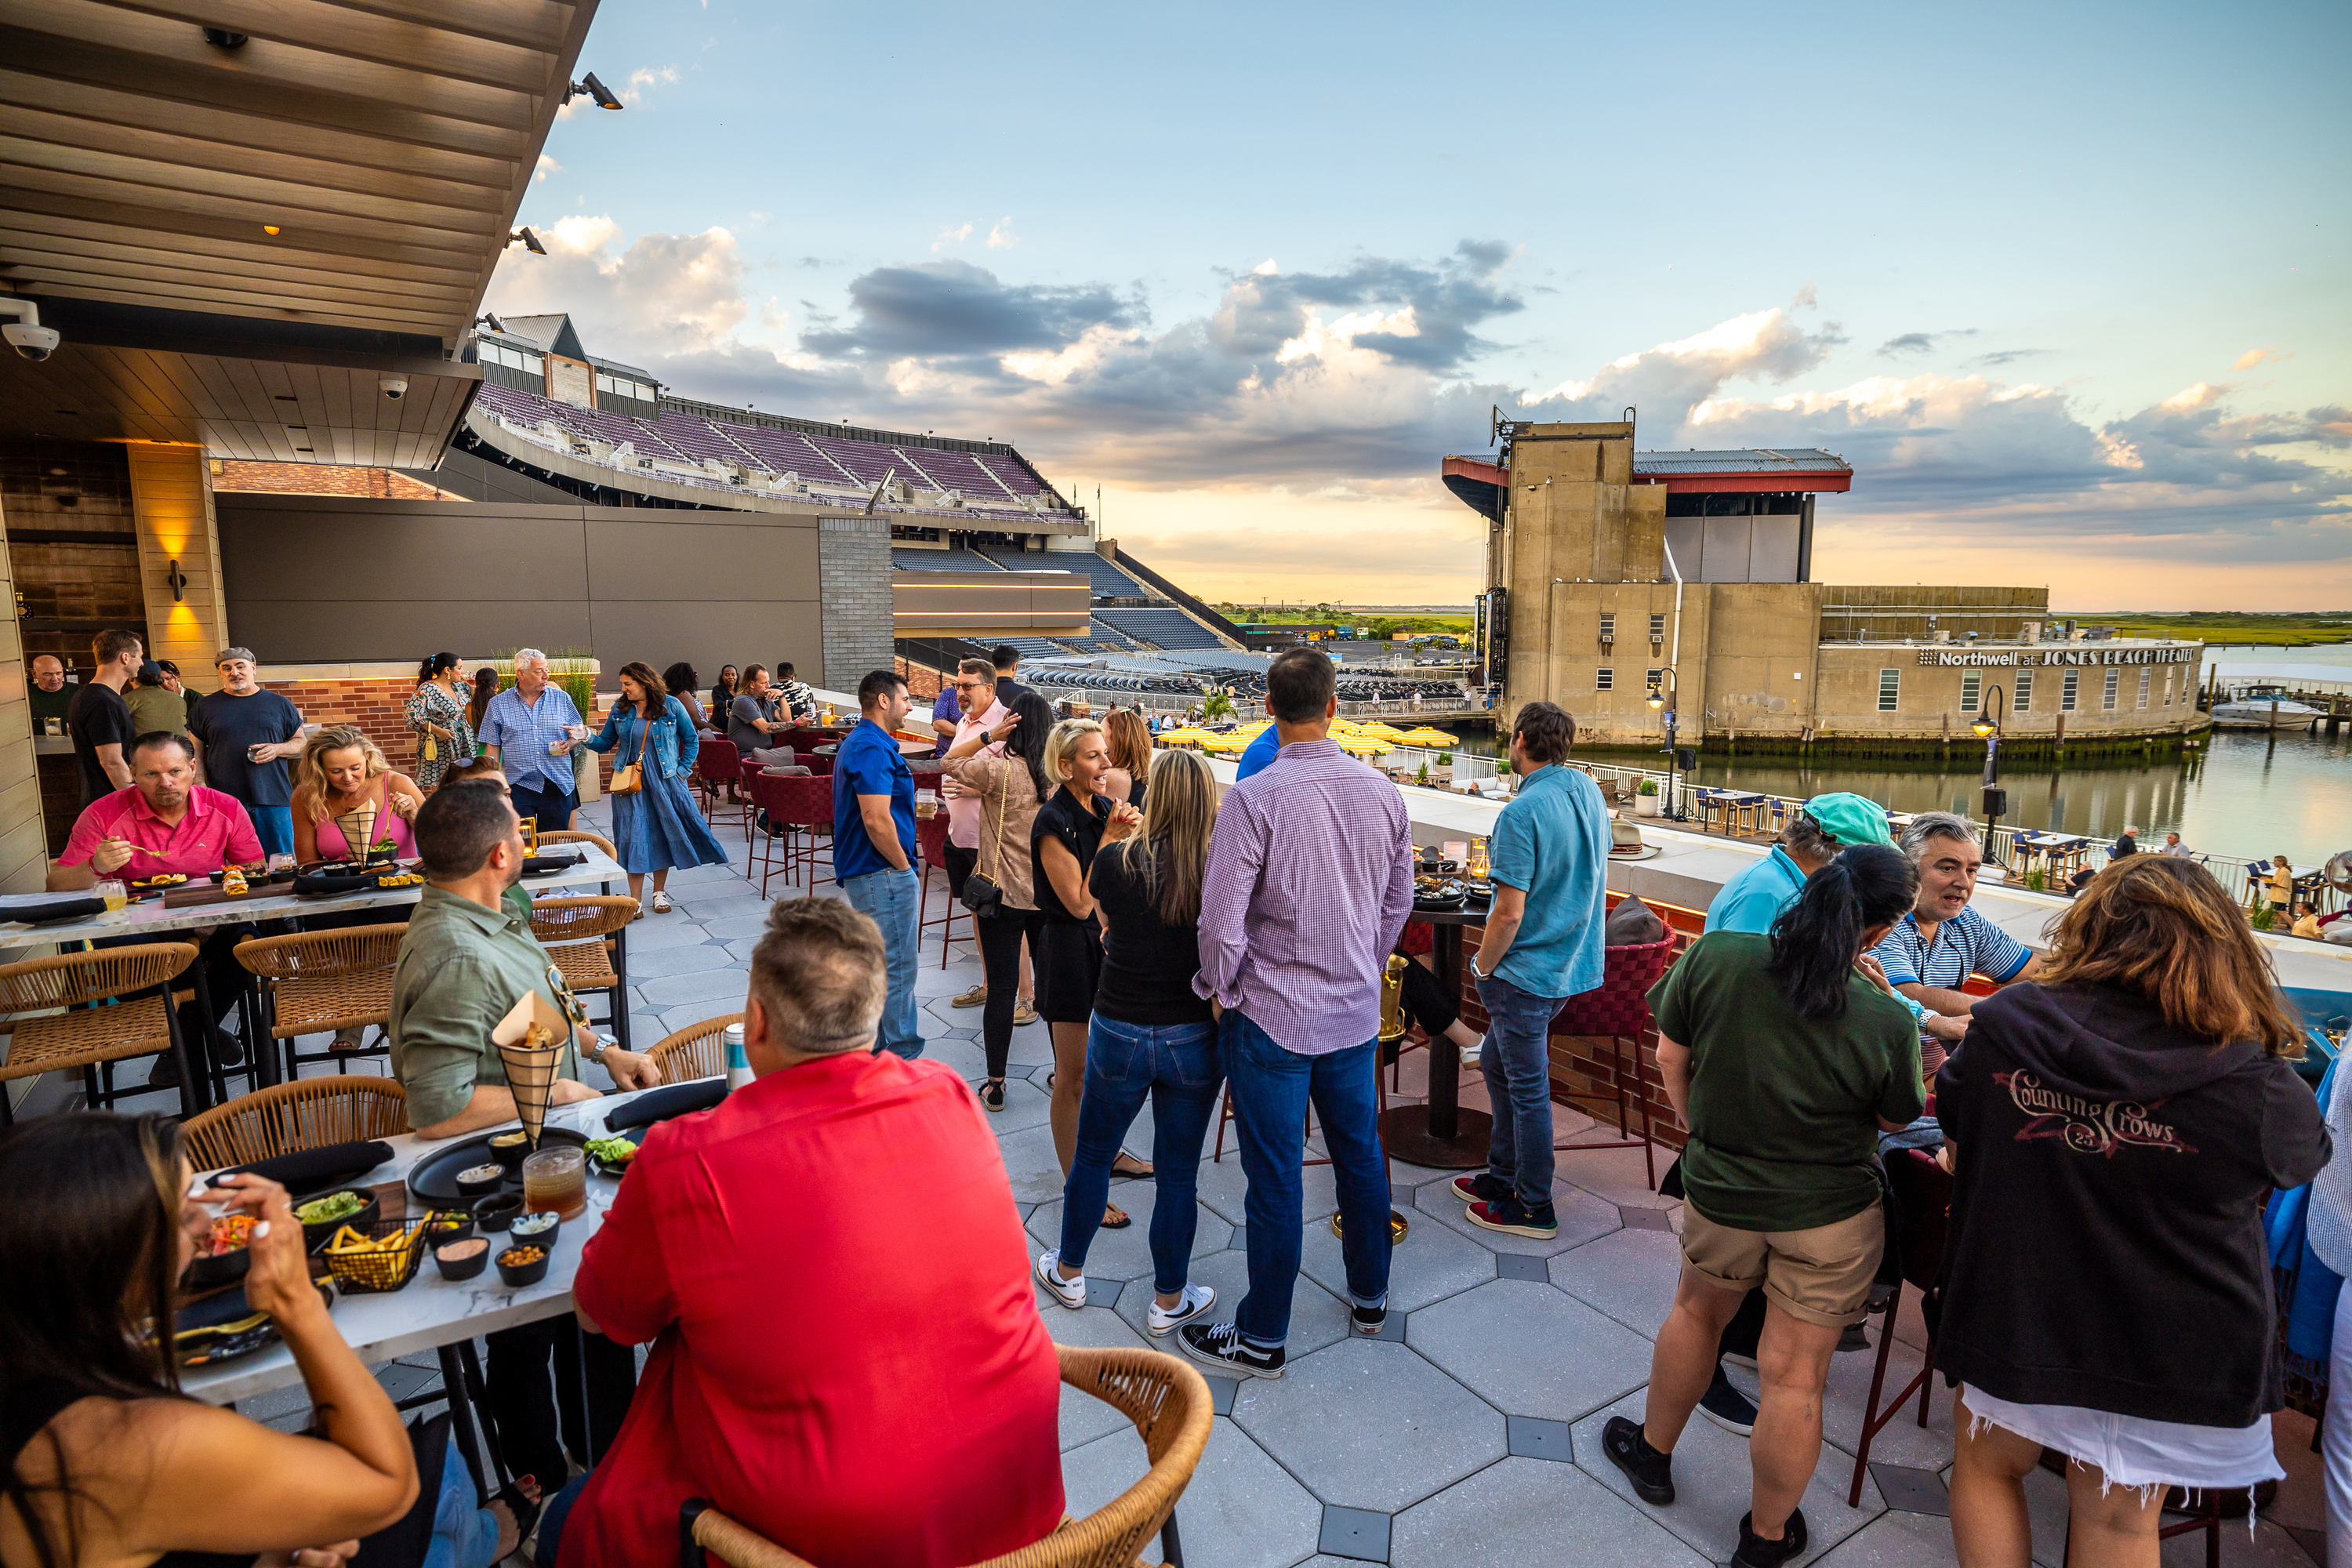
[205,1029,245,1068]
[1698,1367,1758,1436]
[1601,1415,1675,1504]
[1450,1171,1511,1205]
[1838,1322,1871,1352]
[1468,1195,1559,1239]
[1351,1304,1387,1336]
[1178,1322,1285,1380]
[978,1078,1006,1112]
[1730,1509,1808,1568]
[147,1052,182,1090]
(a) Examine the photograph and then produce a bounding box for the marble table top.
[182,1083,662,1405]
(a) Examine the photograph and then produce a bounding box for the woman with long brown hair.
[0,1112,426,1568]
[1938,855,2326,1568]
[580,661,728,914]
[1101,708,1153,811]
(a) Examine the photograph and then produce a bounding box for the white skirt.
[1962,1384,2283,1492]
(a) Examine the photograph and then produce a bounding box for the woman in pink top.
[292,725,424,866]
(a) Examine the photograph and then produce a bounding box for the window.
[2138,668,2151,710]
[2163,669,2174,706]
[1599,614,1615,640]
[2101,669,2119,710]
[1646,668,1664,695]
[1878,669,1900,712]
[2062,670,2079,712]
[482,341,543,375]
[2014,670,2034,713]
[1649,613,1667,640]
[1595,667,1614,691]
[1960,671,1981,713]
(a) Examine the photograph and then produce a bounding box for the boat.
[2209,696,2328,731]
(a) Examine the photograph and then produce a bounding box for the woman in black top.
[1031,721,1142,1197]
[0,1113,437,1568]
[1940,856,2326,1566]
[1035,750,1225,1338]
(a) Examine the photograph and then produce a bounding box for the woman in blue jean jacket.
[582,661,730,913]
[1035,750,1225,1338]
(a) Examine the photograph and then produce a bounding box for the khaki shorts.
[1679,1200,1884,1329]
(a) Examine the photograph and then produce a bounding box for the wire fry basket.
[322,1219,427,1294]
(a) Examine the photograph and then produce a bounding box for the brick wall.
[895,657,943,702]
[212,460,463,501]
[260,673,616,793]
[818,517,895,687]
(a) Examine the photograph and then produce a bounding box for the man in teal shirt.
[1454,701,1610,1240]
[1705,793,1889,934]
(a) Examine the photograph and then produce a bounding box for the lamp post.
[1646,668,1681,821]
[1973,682,2007,864]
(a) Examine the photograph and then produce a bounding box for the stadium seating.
[975,547,1146,599]
[1094,607,1227,652]
[891,549,1014,573]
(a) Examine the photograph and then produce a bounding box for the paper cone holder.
[492,989,572,1151]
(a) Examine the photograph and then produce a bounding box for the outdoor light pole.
[1973,683,2008,864]
[1646,669,1682,821]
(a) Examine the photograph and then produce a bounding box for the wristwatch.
[1468,953,1489,982]
[580,1033,608,1065]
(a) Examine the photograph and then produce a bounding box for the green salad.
[294,1190,366,1225]
[584,1136,639,1169]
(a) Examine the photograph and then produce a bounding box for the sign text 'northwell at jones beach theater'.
[1915,646,2200,668]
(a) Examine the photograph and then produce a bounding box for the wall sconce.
[166,561,188,603]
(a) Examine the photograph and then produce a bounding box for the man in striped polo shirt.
[1873,812,2043,1039]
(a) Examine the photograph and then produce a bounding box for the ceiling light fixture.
[507,227,546,255]
[565,72,623,111]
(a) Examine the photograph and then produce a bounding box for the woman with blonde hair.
[1031,719,1143,1200]
[1102,708,1154,810]
[1035,748,1223,1333]
[292,724,423,866]
[1938,855,2326,1568]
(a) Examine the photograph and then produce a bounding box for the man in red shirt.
[49,731,267,1088]
[549,897,1064,1568]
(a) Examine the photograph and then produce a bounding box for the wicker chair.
[234,923,407,1082]
[182,1074,410,1171]
[680,1344,1211,1568]
[532,895,639,1051]
[0,943,201,1123]
[1550,934,1678,1189]
[648,1012,742,1084]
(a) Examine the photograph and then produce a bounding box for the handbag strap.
[977,759,1009,886]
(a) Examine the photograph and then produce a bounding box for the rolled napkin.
[521,852,584,875]
[602,1078,727,1133]
[208,1138,394,1196]
[0,894,109,925]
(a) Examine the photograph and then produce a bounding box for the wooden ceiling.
[0,0,597,463]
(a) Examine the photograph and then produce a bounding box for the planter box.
[1634,794,1661,818]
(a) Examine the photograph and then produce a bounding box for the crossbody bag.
[958,764,1008,916]
[608,710,651,794]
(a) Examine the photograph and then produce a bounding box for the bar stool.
[234,924,407,1083]
[764,773,837,891]
[182,1074,409,1169]
[1550,934,1678,1190]
[916,811,971,966]
[647,1012,742,1083]
[693,743,749,833]
[0,942,201,1123]
[741,772,794,898]
[532,895,640,1051]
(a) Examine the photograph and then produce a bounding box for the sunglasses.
[542,963,591,1029]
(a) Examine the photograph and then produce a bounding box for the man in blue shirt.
[1451,701,1610,1240]
[1875,811,2042,1021]
[476,648,585,835]
[1235,722,1279,780]
[833,669,921,1059]
[1705,793,1889,934]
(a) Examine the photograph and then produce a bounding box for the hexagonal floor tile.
[1029,1184,1233,1284]
[1300,1209,1494,1316]
[1410,1175,1624,1257]
[615,918,722,952]
[1571,1390,1884,1565]
[1804,1507,1962,1568]
[1547,1226,1685,1338]
[1117,1247,1353,1357]
[1035,1301,1153,1451]
[996,1123,1074,1206]
[1061,1416,1322,1568]
[1232,1338,1505,1514]
[1803,1328,1955,1474]
[1554,1140,1674,1210]
[622,942,742,980]
[1406,1279,1653,1423]
[1389,1455,1708,1568]
[1194,1150,1340,1227]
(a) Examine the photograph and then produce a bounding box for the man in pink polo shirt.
[51,731,266,1088]
[938,657,1033,1020]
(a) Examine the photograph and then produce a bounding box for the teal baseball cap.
[1802,792,1895,848]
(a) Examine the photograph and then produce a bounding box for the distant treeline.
[2057,612,2352,648]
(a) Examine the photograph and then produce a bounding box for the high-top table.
[1379,906,1490,1168]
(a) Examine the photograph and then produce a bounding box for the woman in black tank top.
[1,1115,417,1568]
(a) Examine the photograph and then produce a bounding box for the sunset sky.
[489,0,2350,609]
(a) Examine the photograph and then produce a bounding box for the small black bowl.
[419,1210,475,1249]
[183,1244,252,1292]
[472,1193,524,1232]
[296,1190,379,1253]
[507,1210,561,1248]
[453,1163,508,1198]
[434,1238,491,1282]
[496,1247,550,1288]
[488,1131,533,1174]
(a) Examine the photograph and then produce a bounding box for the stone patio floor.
[108,799,2328,1566]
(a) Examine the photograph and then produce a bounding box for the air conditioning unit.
[1599,632,1614,644]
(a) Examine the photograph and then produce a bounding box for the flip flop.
[1110,1155,1155,1179]
[490,1480,543,1554]
[1101,1204,1132,1230]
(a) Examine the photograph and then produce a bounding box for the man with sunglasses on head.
[388,781,660,1497]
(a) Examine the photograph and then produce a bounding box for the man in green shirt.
[390,782,659,1138]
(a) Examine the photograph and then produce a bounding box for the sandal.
[979,1078,1007,1112]
[489,1479,543,1558]
[1111,1154,1154,1179]
[1101,1203,1132,1230]
[652,891,672,913]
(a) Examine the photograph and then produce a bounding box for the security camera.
[0,299,56,362]
[379,376,408,401]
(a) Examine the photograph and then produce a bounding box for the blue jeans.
[530,1471,592,1568]
[422,1430,501,1568]
[1474,972,1565,1208]
[1223,1011,1389,1349]
[843,866,922,1058]
[247,805,293,858]
[1059,1015,1222,1294]
[509,779,579,837]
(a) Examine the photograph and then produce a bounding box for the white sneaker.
[1035,1248,1087,1310]
[1458,1034,1485,1067]
[1147,1283,1216,1337]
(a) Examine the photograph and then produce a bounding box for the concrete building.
[1444,421,2206,753]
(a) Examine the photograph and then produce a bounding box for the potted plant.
[1415,761,1430,786]
[1203,691,1235,724]
[1635,778,1661,818]
[2251,902,2277,932]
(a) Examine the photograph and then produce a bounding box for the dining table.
[2009,831,2093,881]
[1379,906,1491,1169]
[0,845,633,1111]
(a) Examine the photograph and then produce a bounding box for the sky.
[488,0,2352,608]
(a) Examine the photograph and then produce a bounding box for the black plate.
[585,1125,646,1179]
[407,1127,587,1207]
[1414,895,1467,912]
[521,854,583,877]
[175,1278,332,1369]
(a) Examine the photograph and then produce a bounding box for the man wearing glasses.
[388,780,661,1496]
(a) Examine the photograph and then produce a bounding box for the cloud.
[2234,347,2292,370]
[929,223,971,254]
[1969,348,2049,367]
[485,216,750,363]
[798,260,1144,360]
[1880,328,1978,357]
[622,65,679,105]
[533,154,560,184]
[986,217,1018,249]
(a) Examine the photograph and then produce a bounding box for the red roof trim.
[1443,456,1506,486]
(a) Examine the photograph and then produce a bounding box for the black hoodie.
[1933,981,2328,1428]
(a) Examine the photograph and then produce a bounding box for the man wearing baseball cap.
[188,648,307,859]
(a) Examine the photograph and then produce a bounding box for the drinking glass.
[521,1146,587,1221]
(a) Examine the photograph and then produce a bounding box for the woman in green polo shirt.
[1602,843,1925,1568]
